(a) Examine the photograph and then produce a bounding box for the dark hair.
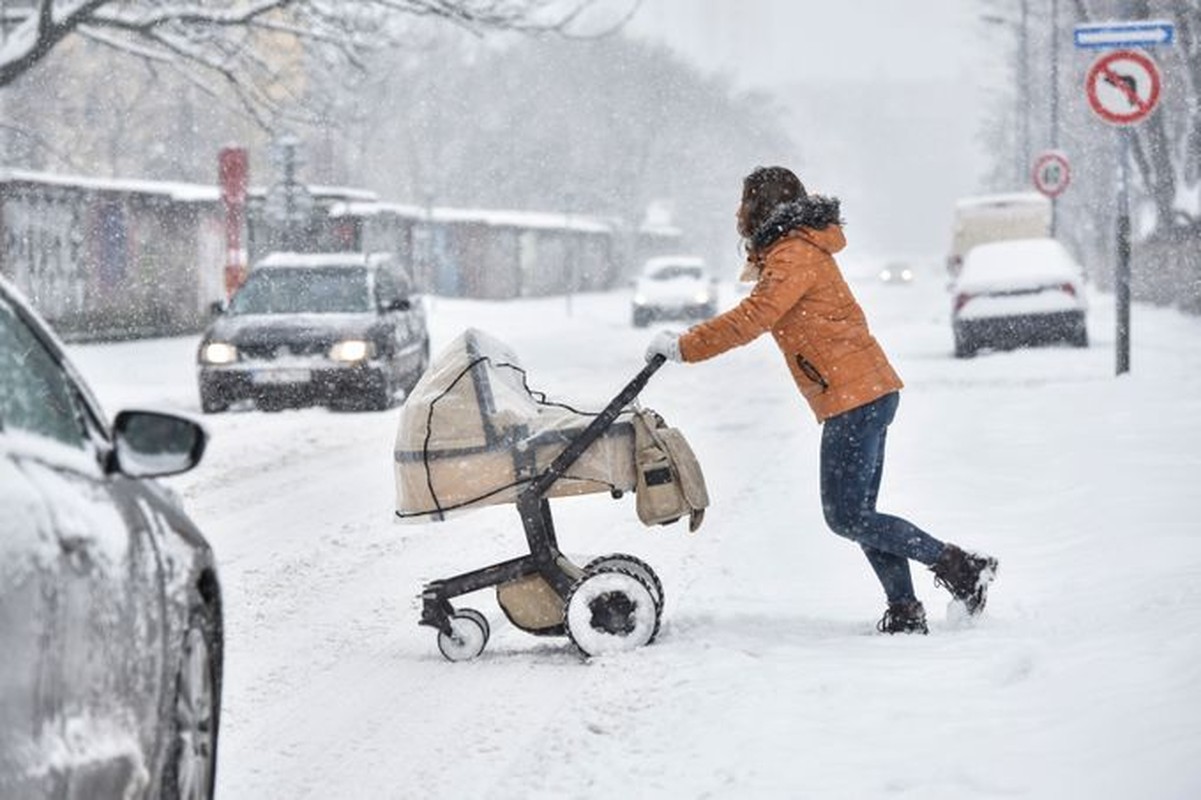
[739,166,806,239]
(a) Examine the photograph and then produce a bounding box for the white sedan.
[951,238,1089,358]
[631,256,718,327]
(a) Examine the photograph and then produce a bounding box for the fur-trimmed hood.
[749,194,843,252]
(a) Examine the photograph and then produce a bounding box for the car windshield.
[229,267,372,315]
[649,265,704,281]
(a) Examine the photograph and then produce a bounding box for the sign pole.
[1116,129,1132,375]
[1078,33,1169,376]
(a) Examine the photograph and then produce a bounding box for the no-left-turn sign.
[1085,49,1162,125]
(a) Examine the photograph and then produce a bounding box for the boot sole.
[964,558,999,616]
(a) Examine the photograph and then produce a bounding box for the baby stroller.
[394,329,708,659]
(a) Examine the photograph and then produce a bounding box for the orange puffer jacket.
[678,223,902,422]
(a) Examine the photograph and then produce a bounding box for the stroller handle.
[520,354,667,500]
[637,352,667,383]
[604,353,666,420]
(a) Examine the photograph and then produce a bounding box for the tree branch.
[0,0,603,98]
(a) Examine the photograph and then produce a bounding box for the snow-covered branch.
[0,0,598,96]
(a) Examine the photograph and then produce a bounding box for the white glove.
[645,330,682,363]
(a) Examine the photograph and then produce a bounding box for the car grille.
[239,342,327,360]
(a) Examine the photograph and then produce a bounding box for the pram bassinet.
[394,329,638,520]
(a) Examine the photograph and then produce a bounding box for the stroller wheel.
[564,566,661,657]
[583,554,664,613]
[437,610,489,662]
[456,608,491,641]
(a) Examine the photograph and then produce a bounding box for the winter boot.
[931,544,998,616]
[876,600,929,635]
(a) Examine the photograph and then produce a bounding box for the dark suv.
[197,252,430,412]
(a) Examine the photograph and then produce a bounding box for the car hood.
[203,313,381,346]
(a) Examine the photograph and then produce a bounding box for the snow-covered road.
[69,264,1201,799]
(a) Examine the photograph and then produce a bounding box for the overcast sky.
[620,0,984,87]
[594,0,1005,260]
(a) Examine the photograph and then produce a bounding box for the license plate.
[252,369,311,385]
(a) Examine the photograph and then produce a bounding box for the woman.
[645,166,997,634]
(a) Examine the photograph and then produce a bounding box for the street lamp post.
[1019,0,1030,182]
[982,7,1032,188]
[422,188,435,294]
[564,191,576,317]
[266,134,312,252]
[1050,0,1060,236]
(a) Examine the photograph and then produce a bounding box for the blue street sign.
[1074,20,1175,49]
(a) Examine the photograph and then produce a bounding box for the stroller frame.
[418,355,665,638]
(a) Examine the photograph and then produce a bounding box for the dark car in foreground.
[1,274,221,799]
[197,252,429,413]
[950,237,1089,358]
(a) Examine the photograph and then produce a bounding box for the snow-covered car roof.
[641,255,707,275]
[255,251,393,270]
[643,255,705,270]
[956,238,1082,293]
[953,192,1050,212]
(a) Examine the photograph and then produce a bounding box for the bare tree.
[0,0,609,127]
[340,33,798,270]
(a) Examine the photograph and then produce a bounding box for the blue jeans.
[820,392,946,605]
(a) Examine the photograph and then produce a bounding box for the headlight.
[693,290,711,304]
[633,293,648,306]
[328,339,375,362]
[200,342,238,365]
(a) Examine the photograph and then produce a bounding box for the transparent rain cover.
[394,329,636,522]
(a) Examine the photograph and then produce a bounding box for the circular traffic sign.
[1085,49,1162,126]
[1032,151,1071,198]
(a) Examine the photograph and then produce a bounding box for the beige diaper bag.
[631,408,709,532]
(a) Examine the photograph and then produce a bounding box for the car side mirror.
[110,410,207,478]
[387,297,412,312]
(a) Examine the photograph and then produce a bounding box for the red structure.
[218,147,249,297]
